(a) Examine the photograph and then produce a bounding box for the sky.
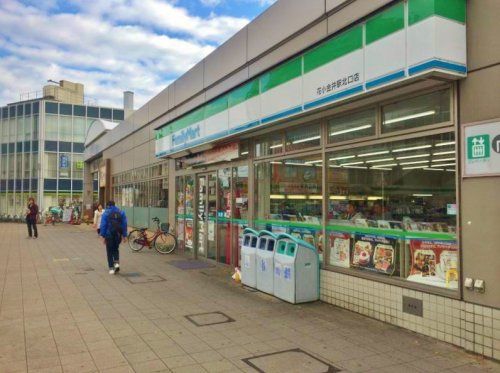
[0,0,276,109]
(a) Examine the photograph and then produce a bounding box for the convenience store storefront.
[153,0,489,353]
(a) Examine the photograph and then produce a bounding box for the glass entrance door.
[196,173,217,260]
[217,168,232,265]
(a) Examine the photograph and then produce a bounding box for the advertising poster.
[408,240,458,289]
[352,234,397,275]
[185,219,194,248]
[328,231,351,268]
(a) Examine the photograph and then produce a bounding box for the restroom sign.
[463,121,500,177]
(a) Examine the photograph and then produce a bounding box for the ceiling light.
[329,155,355,161]
[435,141,455,147]
[365,158,394,163]
[305,159,322,164]
[433,150,455,156]
[446,169,455,172]
[270,161,282,165]
[393,145,432,153]
[413,193,433,197]
[288,195,307,200]
[384,110,436,125]
[402,165,428,170]
[330,195,347,200]
[292,135,320,144]
[372,164,398,169]
[358,150,389,157]
[396,153,430,160]
[330,124,372,136]
[309,195,323,200]
[340,161,364,166]
[399,160,429,165]
[285,162,312,167]
[424,168,444,171]
[270,194,285,199]
[342,165,368,169]
[241,151,249,155]
[430,163,455,167]
[269,144,283,149]
[367,196,383,201]
[432,157,455,162]
[372,167,392,171]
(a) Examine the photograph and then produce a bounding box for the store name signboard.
[156,0,467,157]
[463,121,500,177]
[180,143,239,167]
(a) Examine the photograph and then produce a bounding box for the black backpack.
[109,210,123,236]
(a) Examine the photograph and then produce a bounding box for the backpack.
[109,210,123,236]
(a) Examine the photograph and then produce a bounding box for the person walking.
[99,201,127,274]
[26,197,39,239]
[93,204,104,235]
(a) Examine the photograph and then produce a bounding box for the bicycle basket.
[160,222,170,232]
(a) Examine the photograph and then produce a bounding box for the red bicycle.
[128,217,177,254]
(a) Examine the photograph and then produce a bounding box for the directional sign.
[463,121,500,177]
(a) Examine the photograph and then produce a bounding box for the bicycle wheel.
[153,232,177,254]
[128,230,146,252]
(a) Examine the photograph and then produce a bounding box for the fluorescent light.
[372,163,398,168]
[402,165,428,170]
[413,193,433,197]
[342,166,368,169]
[330,195,347,200]
[371,167,392,171]
[270,161,282,165]
[399,160,429,165]
[288,195,307,200]
[309,195,323,200]
[241,151,249,155]
[393,145,432,153]
[330,124,372,136]
[433,150,455,156]
[329,155,355,161]
[284,162,312,167]
[435,141,455,147]
[270,194,285,199]
[329,165,342,168]
[305,159,322,164]
[446,169,455,172]
[384,110,436,125]
[365,158,394,163]
[430,163,455,167]
[341,161,364,166]
[269,144,283,149]
[367,196,383,201]
[396,153,430,160]
[432,157,455,162]
[424,168,444,171]
[358,150,389,157]
[292,135,320,144]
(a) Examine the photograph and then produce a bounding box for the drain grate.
[120,272,142,277]
[242,348,341,373]
[124,274,166,284]
[184,311,235,327]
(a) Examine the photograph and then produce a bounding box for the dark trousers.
[27,218,38,238]
[105,235,120,268]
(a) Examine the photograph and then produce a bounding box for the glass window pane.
[60,104,72,116]
[100,108,112,120]
[45,115,58,141]
[45,102,58,114]
[74,105,85,117]
[72,154,84,179]
[87,106,99,118]
[58,153,71,178]
[326,132,457,290]
[328,109,376,143]
[255,132,283,157]
[73,117,86,143]
[285,123,321,152]
[44,153,58,179]
[382,89,450,133]
[59,116,72,142]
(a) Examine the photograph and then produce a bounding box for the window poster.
[185,219,194,248]
[407,240,458,289]
[328,231,351,268]
[352,234,397,275]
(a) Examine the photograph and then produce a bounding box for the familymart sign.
[464,121,500,177]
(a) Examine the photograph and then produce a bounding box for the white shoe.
[114,263,120,273]
[109,269,115,275]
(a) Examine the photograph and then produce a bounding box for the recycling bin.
[255,231,278,294]
[241,228,259,288]
[273,233,319,304]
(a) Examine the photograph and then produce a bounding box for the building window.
[255,154,324,259]
[382,89,451,133]
[58,153,71,178]
[326,132,457,289]
[100,108,112,120]
[59,116,72,142]
[45,102,58,114]
[285,123,321,152]
[60,104,72,116]
[44,153,58,179]
[87,106,99,118]
[255,132,283,157]
[45,115,58,141]
[73,117,86,143]
[72,154,84,179]
[328,108,376,143]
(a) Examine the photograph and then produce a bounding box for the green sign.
[467,134,490,160]
[76,161,84,169]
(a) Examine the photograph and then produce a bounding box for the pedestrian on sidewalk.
[99,201,127,274]
[93,204,104,235]
[26,197,39,239]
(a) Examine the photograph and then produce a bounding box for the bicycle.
[128,217,177,254]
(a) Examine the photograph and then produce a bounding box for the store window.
[382,89,450,133]
[45,115,58,141]
[328,108,376,143]
[255,132,283,157]
[326,132,457,290]
[255,155,324,259]
[285,123,321,152]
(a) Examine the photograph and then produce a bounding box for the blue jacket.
[99,206,128,238]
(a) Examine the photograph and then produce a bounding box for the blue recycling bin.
[273,233,319,304]
[241,228,259,288]
[255,230,278,294]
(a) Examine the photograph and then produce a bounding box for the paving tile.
[131,359,170,373]
[162,354,196,369]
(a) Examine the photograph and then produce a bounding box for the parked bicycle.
[128,217,177,254]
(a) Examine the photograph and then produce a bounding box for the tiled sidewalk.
[0,223,498,373]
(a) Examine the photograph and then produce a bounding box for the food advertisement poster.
[408,240,458,288]
[328,231,351,268]
[352,234,396,275]
[185,219,194,248]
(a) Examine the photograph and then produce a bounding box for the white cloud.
[0,0,250,108]
[200,0,222,6]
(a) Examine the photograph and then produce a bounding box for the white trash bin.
[240,228,259,288]
[255,231,278,295]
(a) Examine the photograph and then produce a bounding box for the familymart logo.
[172,125,201,147]
[467,135,490,161]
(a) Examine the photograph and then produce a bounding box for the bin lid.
[276,233,316,252]
[258,230,277,239]
[243,228,259,236]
